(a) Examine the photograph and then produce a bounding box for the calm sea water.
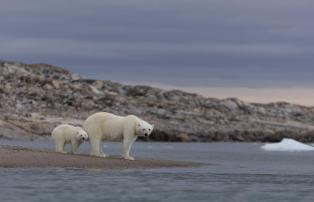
[1,140,314,202]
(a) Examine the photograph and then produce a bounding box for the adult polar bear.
[83,112,154,160]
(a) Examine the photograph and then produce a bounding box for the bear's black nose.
[144,133,148,137]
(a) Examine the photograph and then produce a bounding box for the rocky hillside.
[1,61,314,142]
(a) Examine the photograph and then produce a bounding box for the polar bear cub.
[51,124,89,154]
[83,112,154,160]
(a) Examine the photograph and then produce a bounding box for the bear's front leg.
[122,136,137,160]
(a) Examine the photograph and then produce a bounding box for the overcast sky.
[1,0,314,103]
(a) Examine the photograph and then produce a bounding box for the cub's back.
[51,124,77,141]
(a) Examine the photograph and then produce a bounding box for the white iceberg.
[261,138,314,152]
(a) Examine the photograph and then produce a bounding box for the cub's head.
[76,128,89,141]
[136,121,154,137]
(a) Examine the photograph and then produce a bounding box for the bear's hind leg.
[90,137,106,158]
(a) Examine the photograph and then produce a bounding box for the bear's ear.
[151,124,154,129]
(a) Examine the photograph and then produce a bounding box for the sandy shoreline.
[0,145,202,169]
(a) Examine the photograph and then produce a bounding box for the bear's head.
[136,120,154,137]
[76,128,89,142]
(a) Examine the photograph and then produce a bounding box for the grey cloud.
[0,0,314,88]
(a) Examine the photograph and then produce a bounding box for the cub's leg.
[55,139,66,154]
[71,140,80,154]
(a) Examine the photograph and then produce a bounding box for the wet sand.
[0,145,202,169]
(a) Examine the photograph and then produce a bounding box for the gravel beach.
[0,145,201,169]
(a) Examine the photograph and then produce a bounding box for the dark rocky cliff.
[1,61,314,142]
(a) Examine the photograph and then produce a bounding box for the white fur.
[51,124,89,154]
[83,112,154,160]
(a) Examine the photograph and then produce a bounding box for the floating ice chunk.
[261,138,314,152]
